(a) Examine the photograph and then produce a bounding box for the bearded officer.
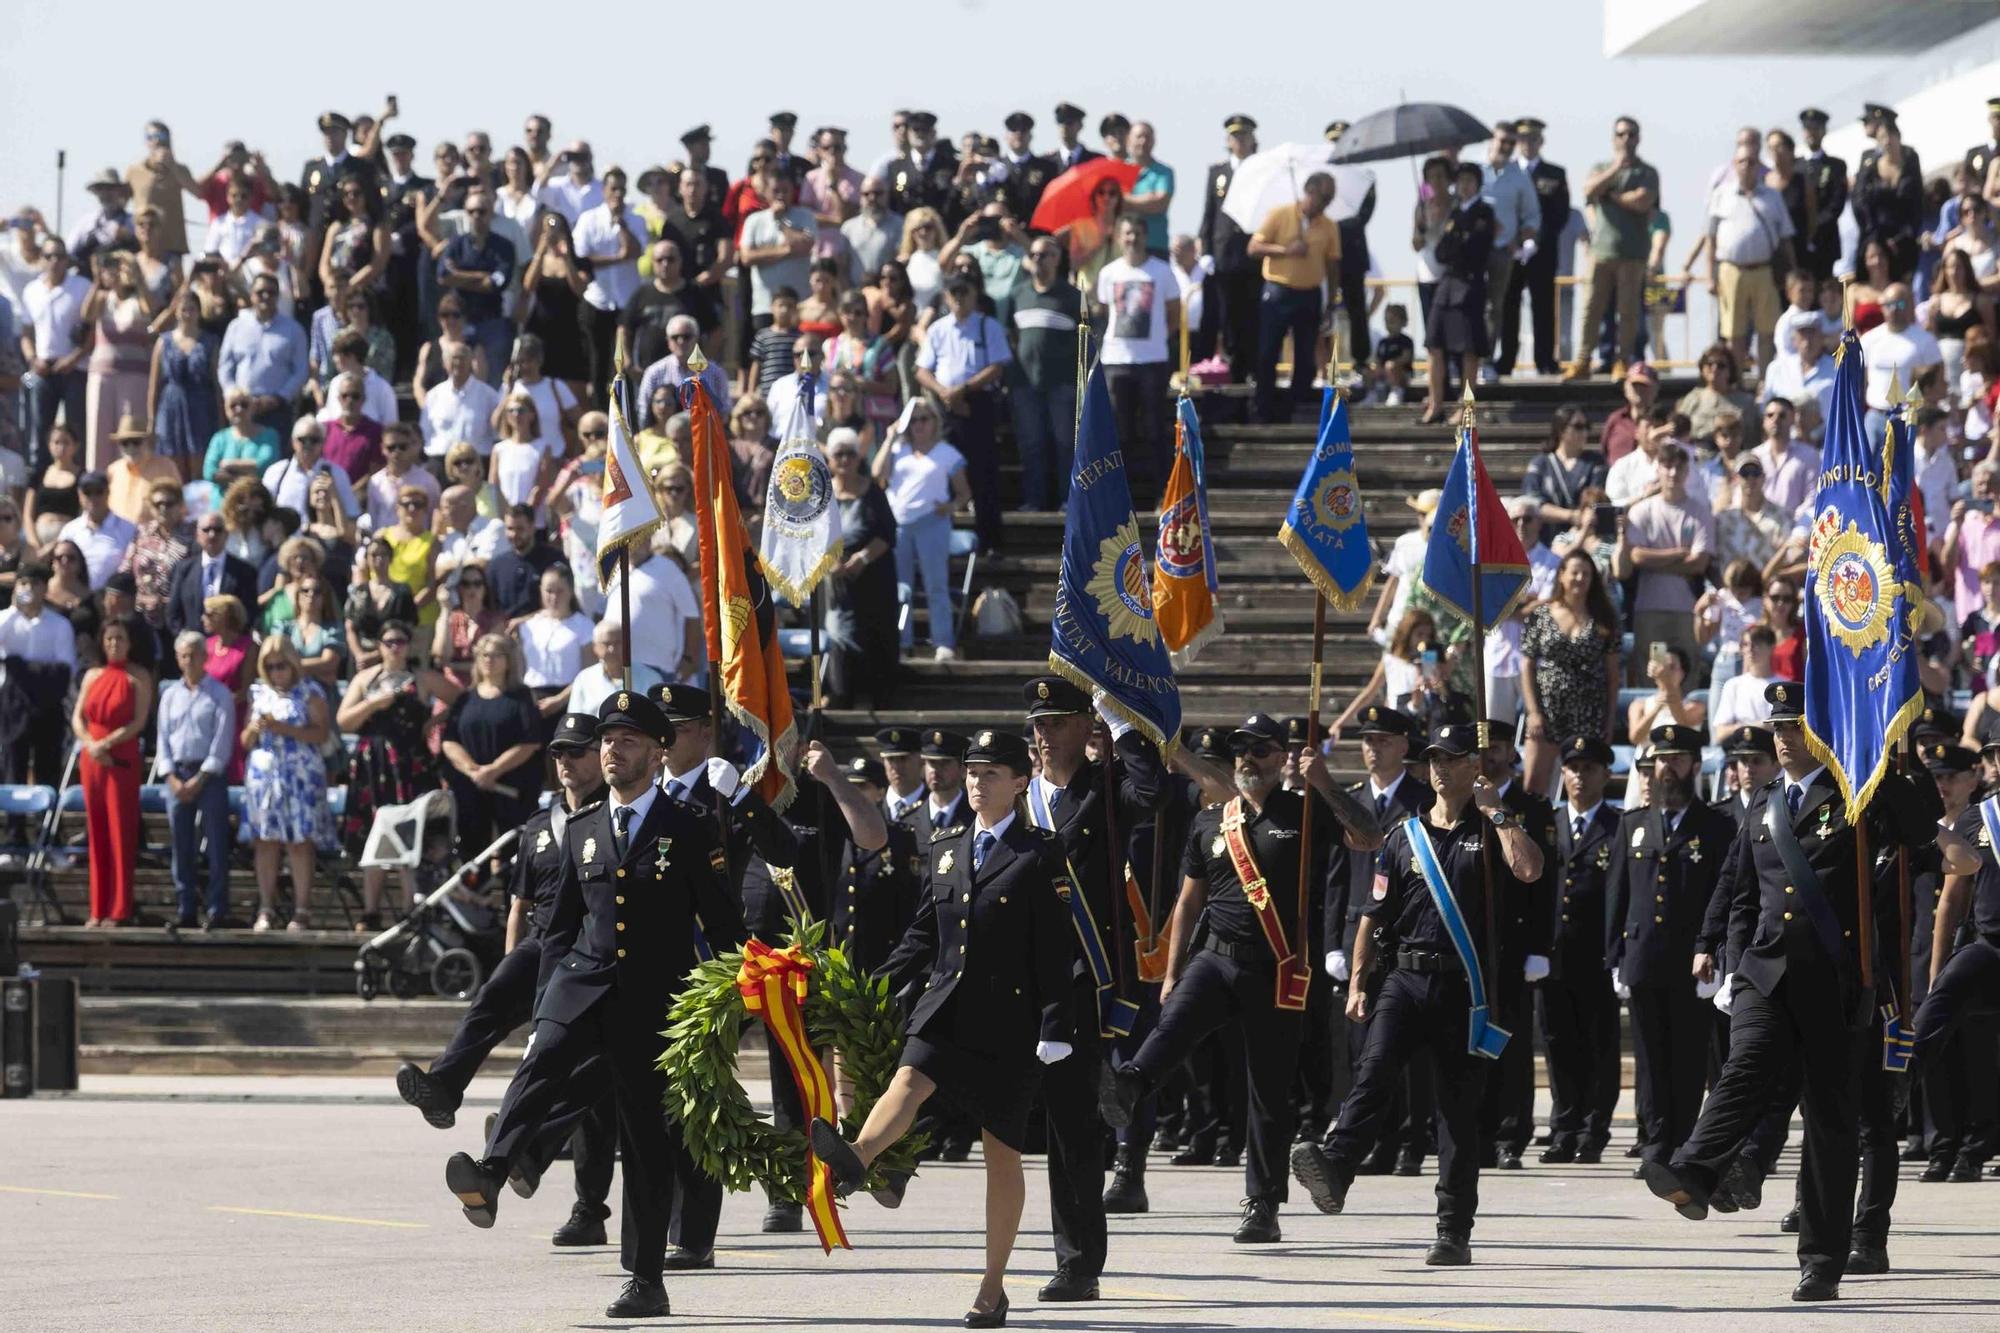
[1103,711,1381,1243]
[1641,681,1972,1302]
[1608,724,1737,1174]
[443,691,744,1320]
[1291,722,1544,1265]
[1539,736,1623,1164]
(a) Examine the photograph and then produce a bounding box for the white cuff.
[1712,975,1735,1014]
[1522,954,1550,983]
[705,756,742,800]
[1325,950,1350,982]
[1694,973,1722,999]
[1035,1040,1072,1065]
[1092,692,1134,740]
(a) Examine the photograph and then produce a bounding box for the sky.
[3,0,1966,353]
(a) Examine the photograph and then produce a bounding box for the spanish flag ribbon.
[735,939,850,1252]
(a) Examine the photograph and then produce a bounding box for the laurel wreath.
[658,917,923,1200]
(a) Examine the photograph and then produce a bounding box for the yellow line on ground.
[1100,1284,1515,1332]
[208,1205,427,1230]
[0,1185,120,1200]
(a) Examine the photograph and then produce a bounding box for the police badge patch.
[582,837,598,863]
[938,849,956,875]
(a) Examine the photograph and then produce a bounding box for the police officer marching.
[396,714,618,1247]
[1101,712,1383,1244]
[1291,722,1545,1266]
[1539,736,1623,1164]
[834,756,925,978]
[1639,681,1972,1303]
[1608,724,1736,1174]
[1476,721,1554,1170]
[877,726,929,827]
[443,692,745,1321]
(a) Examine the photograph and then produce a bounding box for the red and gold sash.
[736,940,850,1252]
[1220,798,1311,1011]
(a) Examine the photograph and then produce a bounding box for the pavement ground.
[4,1077,2000,1332]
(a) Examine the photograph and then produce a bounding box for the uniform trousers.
[1347,974,1437,1164]
[1325,968,1488,1232]
[1336,257,1371,371]
[1040,977,1108,1278]
[1540,966,1621,1148]
[1853,1022,1907,1245]
[1127,947,1303,1202]
[1499,247,1560,375]
[1295,962,1342,1134]
[1215,267,1262,380]
[1912,934,2000,1163]
[1111,987,1163,1151]
[1478,972,1536,1155]
[1672,972,1863,1278]
[485,998,692,1280]
[1628,984,1711,1162]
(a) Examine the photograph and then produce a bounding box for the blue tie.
[1787,784,1803,817]
[614,806,632,856]
[973,829,995,873]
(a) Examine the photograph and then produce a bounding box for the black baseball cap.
[1230,713,1287,750]
[1424,723,1481,758]
[550,713,597,753]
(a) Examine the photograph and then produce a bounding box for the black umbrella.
[1327,102,1490,164]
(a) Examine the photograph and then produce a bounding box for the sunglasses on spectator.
[384,440,413,453]
[380,637,410,648]
[581,427,607,440]
[668,331,694,341]
[459,576,486,587]
[297,432,324,444]
[198,523,226,534]
[1768,590,1798,602]
[399,498,426,509]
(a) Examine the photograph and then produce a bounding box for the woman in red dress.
[202,594,256,781]
[71,617,155,926]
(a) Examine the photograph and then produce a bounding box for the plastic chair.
[0,785,59,921]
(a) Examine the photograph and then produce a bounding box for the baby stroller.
[352,791,515,1001]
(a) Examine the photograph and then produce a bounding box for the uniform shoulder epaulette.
[932,825,967,842]
[664,790,702,813]
[571,799,605,817]
[1201,800,1225,812]
[1031,825,1057,840]
[1346,779,1367,793]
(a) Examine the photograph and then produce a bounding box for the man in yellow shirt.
[1248,173,1340,423]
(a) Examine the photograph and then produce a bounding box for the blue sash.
[692,920,713,964]
[1029,779,1139,1037]
[1978,796,2000,866]
[1404,818,1510,1060]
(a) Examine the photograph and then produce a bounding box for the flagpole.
[1297,589,1326,970]
[609,362,637,691]
[682,343,732,886]
[1461,384,1500,991]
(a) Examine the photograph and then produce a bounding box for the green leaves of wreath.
[659,916,924,1201]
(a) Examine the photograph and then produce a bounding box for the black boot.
[1920,1155,1954,1182]
[1233,1197,1281,1243]
[1171,1128,1217,1166]
[762,1198,804,1232]
[1289,1141,1351,1215]
[396,1061,458,1129]
[1950,1154,1985,1182]
[551,1201,608,1246]
[1845,1238,1889,1274]
[1425,1226,1472,1266]
[1103,1145,1150,1214]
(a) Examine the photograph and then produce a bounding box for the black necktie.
[1572,814,1587,843]
[1375,792,1389,821]
[1787,784,1803,817]
[613,806,632,857]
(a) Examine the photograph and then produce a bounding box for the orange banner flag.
[1151,401,1222,666]
[687,358,798,811]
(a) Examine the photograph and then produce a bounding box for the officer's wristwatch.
[1486,807,1513,830]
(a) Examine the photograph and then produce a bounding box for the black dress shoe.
[1539,1142,1577,1165]
[809,1117,866,1195]
[1290,1141,1349,1215]
[551,1202,607,1246]
[1920,1156,1953,1182]
[1845,1242,1889,1274]
[1638,1159,1709,1221]
[1779,1207,1800,1234]
[964,1292,1009,1328]
[1170,1139,1215,1167]
[1037,1268,1099,1301]
[1576,1141,1606,1165]
[1393,1152,1423,1178]
[1497,1149,1523,1171]
[1425,1228,1472,1266]
[1709,1184,1739,1214]
[1233,1197,1281,1243]
[870,1171,911,1210]
[1791,1271,1839,1302]
[445,1152,502,1228]
[1358,1146,1398,1175]
[1951,1155,1984,1182]
[763,1200,804,1232]
[1900,1140,1929,1162]
[397,1062,457,1130]
[606,1276,669,1318]
[1720,1157,1763,1211]
[1215,1145,1243,1169]
[663,1246,714,1271]
[1099,1063,1141,1130]
[940,1138,972,1163]
[507,1152,542,1199]
[1624,1141,1647,1159]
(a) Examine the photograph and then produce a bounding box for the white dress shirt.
[607,781,661,846]
[421,374,502,457]
[58,511,138,589]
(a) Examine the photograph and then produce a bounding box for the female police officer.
[811,728,1075,1328]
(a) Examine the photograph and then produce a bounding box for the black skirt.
[1426,274,1489,358]
[900,1026,1038,1152]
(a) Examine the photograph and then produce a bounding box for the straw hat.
[110,410,151,443]
[1406,488,1443,515]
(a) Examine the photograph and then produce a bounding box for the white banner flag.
[757,388,842,605]
[594,387,664,585]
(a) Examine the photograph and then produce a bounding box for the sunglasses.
[466,208,491,218]
[380,637,410,648]
[1231,740,1282,759]
[198,525,226,535]
[399,498,426,509]
[1768,591,1798,603]
[458,577,486,588]
[668,331,694,341]
[297,433,324,445]
[581,428,607,440]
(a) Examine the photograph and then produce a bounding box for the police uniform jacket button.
[962,893,971,902]
[617,921,626,931]
[847,886,856,895]
[1561,913,1570,922]
[999,895,1008,903]
[617,869,626,879]
[615,895,625,904]
[1654,915,1663,923]
[1783,911,1793,921]
[1784,885,1794,894]
[617,948,627,958]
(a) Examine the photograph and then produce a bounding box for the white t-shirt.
[517,610,595,687]
[601,554,701,678]
[23,273,92,361]
[314,367,398,428]
[883,439,966,525]
[1860,322,1943,410]
[1094,256,1178,366]
[421,374,502,457]
[571,205,649,312]
[507,377,576,458]
[203,211,263,267]
[537,176,603,226]
[492,440,546,511]
[1712,670,1774,738]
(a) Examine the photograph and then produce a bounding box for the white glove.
[1694,972,1722,1000]
[1091,691,1134,740]
[1522,954,1550,983]
[1516,237,1538,263]
[705,756,742,800]
[1612,967,1631,1000]
[1326,950,1351,982]
[1712,975,1735,1014]
[1035,1040,1073,1065]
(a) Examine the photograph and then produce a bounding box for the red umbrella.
[1030,157,1140,233]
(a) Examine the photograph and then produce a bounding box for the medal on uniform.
[655,837,672,872]
[1686,838,1702,864]
[1595,846,1611,870]
[1630,828,1646,849]
[1979,826,1991,848]
[582,836,598,863]
[535,829,551,853]
[938,849,955,875]
[1211,834,1227,858]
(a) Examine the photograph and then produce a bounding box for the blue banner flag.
[1803,329,1926,822]
[1421,420,1530,631]
[1277,389,1376,611]
[1049,362,1181,756]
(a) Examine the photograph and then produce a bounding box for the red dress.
[80,666,142,923]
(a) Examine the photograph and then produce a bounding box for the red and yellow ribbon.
[735,939,850,1252]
